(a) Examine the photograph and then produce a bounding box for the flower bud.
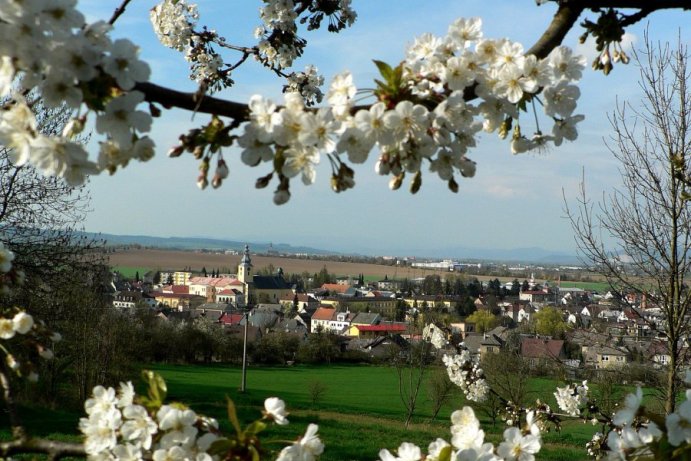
[216,159,229,179]
[6,354,19,370]
[410,171,422,194]
[62,116,86,138]
[168,145,184,158]
[448,177,459,193]
[375,159,390,175]
[389,173,404,191]
[459,157,476,178]
[273,188,290,205]
[256,173,273,189]
[197,175,208,190]
[39,347,54,360]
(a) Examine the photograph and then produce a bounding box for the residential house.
[311,307,336,333]
[113,291,142,310]
[320,296,398,318]
[352,323,408,339]
[189,276,241,301]
[346,312,381,336]
[377,277,403,291]
[463,333,503,358]
[346,334,409,360]
[592,345,629,369]
[519,289,552,303]
[520,337,566,368]
[648,341,671,368]
[278,293,319,312]
[153,291,205,310]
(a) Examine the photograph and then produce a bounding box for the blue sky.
[79,1,688,256]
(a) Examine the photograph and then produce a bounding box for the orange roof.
[321,283,349,293]
[312,307,336,321]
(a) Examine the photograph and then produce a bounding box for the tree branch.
[134,2,689,124]
[527,4,585,59]
[108,0,132,25]
[0,438,86,459]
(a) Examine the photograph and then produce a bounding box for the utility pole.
[240,308,249,392]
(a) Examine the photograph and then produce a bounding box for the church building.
[237,245,294,305]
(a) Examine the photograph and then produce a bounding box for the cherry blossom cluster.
[0,308,58,382]
[238,17,585,203]
[256,0,357,69]
[380,406,541,461]
[553,381,589,417]
[284,65,325,107]
[150,0,229,90]
[79,382,221,460]
[442,351,489,403]
[550,374,691,460]
[79,379,325,461]
[0,0,154,185]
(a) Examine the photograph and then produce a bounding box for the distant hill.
[82,232,337,256]
[391,245,580,265]
[84,232,580,265]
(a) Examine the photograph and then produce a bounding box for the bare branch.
[108,0,132,25]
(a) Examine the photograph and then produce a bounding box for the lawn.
[145,363,602,461]
[2,364,618,460]
[112,265,152,279]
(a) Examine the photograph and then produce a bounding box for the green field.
[112,266,153,278]
[3,364,620,460]
[554,281,611,292]
[149,364,602,460]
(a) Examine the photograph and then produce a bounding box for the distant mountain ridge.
[84,231,580,265]
[82,232,336,256]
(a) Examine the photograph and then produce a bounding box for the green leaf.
[244,420,267,437]
[373,60,394,82]
[142,370,167,405]
[209,438,236,455]
[226,398,243,436]
[438,445,453,461]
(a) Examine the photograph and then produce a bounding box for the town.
[110,245,672,383]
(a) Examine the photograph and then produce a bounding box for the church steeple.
[238,244,252,283]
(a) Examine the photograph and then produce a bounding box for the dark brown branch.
[527,4,585,59]
[134,2,690,123]
[134,82,250,121]
[0,370,25,439]
[0,438,86,459]
[572,0,690,9]
[108,0,132,25]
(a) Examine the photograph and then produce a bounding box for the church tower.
[238,244,252,283]
[238,245,255,306]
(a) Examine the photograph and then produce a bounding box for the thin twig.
[108,0,133,25]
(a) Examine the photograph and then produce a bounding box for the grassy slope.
[149,364,600,461]
[2,364,609,460]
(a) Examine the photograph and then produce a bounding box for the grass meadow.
[2,363,620,460]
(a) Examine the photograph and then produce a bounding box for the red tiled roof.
[171,285,189,294]
[280,293,313,302]
[357,324,408,332]
[521,338,564,359]
[220,313,244,325]
[321,283,349,293]
[312,307,336,321]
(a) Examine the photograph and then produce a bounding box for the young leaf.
[373,60,394,82]
[226,397,243,436]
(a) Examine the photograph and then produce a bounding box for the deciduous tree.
[566,36,691,413]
